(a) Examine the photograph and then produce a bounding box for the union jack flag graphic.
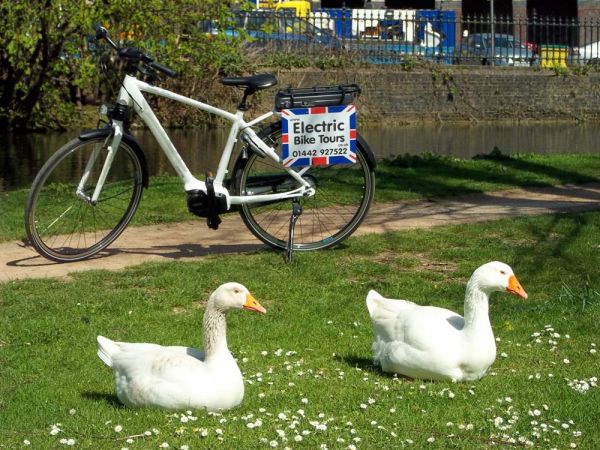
[281,104,357,168]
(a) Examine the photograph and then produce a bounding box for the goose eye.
[500,270,506,275]
[233,289,241,294]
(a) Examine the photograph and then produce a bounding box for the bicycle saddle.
[220,73,277,91]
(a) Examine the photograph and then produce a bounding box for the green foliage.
[402,54,418,71]
[0,0,90,130]
[565,62,600,76]
[314,53,354,70]
[0,0,246,131]
[263,51,313,69]
[261,50,355,71]
[569,64,592,76]
[551,64,570,77]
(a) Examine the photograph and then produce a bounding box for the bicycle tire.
[233,122,375,251]
[25,135,145,262]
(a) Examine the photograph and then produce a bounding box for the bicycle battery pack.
[275,84,361,110]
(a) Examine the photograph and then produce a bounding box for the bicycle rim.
[236,126,375,251]
[25,136,144,262]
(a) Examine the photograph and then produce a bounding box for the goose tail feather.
[97,335,119,368]
[366,290,384,316]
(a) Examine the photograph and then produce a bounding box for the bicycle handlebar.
[148,61,179,78]
[92,24,178,78]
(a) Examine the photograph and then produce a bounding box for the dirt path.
[1,183,599,282]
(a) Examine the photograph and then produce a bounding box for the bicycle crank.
[186,176,228,230]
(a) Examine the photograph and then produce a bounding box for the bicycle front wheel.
[233,122,375,251]
[25,134,145,262]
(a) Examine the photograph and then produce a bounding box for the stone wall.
[576,0,600,21]
[247,67,600,125]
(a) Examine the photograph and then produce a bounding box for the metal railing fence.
[210,9,600,67]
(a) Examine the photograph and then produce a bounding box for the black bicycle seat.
[220,73,278,91]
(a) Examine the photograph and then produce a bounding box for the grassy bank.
[1,211,599,448]
[2,152,599,243]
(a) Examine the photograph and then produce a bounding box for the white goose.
[366,261,528,381]
[97,282,266,411]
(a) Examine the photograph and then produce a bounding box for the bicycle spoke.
[26,136,144,262]
[236,125,373,251]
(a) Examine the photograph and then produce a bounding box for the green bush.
[0,0,245,131]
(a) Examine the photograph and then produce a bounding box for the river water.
[2,122,599,191]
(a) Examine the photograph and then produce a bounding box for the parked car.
[567,40,600,66]
[456,33,539,66]
[523,41,539,54]
[208,10,340,49]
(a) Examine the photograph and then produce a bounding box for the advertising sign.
[281,105,357,167]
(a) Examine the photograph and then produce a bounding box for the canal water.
[2,122,599,191]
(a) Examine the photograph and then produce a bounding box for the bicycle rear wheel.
[233,122,375,251]
[25,134,144,262]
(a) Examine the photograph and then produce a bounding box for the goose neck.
[203,305,229,357]
[463,283,491,330]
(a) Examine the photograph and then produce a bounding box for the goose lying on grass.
[366,261,528,381]
[97,282,266,411]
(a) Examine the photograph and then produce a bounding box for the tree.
[0,1,94,130]
[0,0,244,131]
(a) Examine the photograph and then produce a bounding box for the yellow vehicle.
[275,1,311,17]
[258,0,311,17]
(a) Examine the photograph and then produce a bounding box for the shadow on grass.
[376,150,600,200]
[474,148,599,185]
[515,212,596,292]
[6,242,267,268]
[82,391,125,408]
[338,354,387,376]
[338,354,417,380]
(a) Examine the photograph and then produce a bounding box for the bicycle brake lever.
[138,64,157,82]
[93,24,119,50]
[93,23,108,40]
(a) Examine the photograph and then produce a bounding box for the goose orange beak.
[243,293,267,314]
[507,275,528,299]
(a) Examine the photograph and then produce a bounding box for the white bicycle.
[25,25,376,263]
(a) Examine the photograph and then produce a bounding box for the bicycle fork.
[76,122,123,205]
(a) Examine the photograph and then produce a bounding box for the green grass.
[2,152,599,243]
[375,151,600,201]
[1,211,599,449]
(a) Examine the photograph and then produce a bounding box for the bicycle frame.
[81,74,315,209]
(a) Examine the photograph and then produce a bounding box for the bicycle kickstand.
[285,199,303,263]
